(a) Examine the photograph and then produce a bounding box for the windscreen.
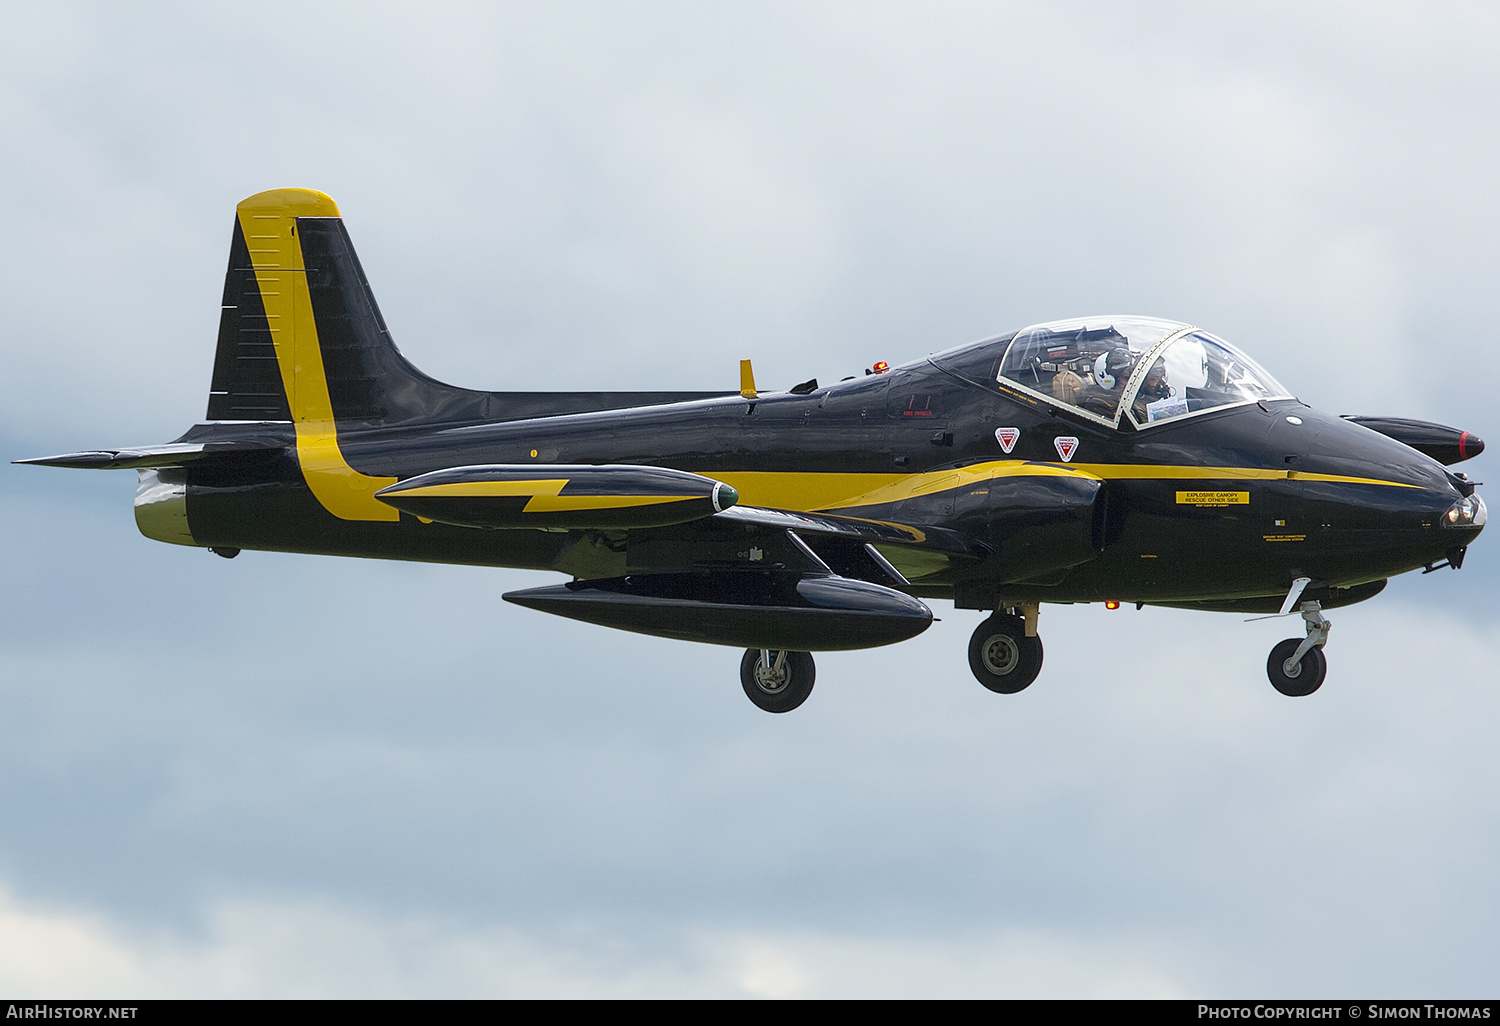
[1127,331,1291,426]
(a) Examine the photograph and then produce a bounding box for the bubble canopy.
[992,315,1292,428]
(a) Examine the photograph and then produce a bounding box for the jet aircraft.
[20,189,1488,712]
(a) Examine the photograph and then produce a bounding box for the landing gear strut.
[1267,601,1330,696]
[968,610,1044,694]
[740,649,816,713]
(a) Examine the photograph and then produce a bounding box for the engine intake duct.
[979,473,1105,581]
[503,571,933,650]
[374,464,737,529]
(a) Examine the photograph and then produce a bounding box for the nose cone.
[1285,409,1485,574]
[1461,431,1485,461]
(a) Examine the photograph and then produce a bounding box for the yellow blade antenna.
[739,359,758,399]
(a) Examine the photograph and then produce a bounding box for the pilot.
[1077,348,1135,417]
[1130,357,1171,421]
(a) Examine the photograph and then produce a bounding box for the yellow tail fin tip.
[236,188,341,218]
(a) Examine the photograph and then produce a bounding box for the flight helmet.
[1093,348,1134,389]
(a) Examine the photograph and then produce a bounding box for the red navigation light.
[1105,600,1120,610]
[872,361,889,375]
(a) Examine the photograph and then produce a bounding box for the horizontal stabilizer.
[14,442,280,470]
[374,464,738,529]
[504,571,932,650]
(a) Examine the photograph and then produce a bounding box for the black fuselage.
[177,353,1477,614]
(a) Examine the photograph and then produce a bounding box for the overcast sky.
[1,0,1497,997]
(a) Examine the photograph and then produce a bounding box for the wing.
[367,462,950,651]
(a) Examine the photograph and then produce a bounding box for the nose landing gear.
[1267,601,1330,696]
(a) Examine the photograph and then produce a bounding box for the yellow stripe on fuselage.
[713,460,1420,514]
[713,461,1096,512]
[364,458,1417,523]
[1065,463,1421,489]
[238,188,399,522]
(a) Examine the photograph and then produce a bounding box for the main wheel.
[968,615,1044,694]
[740,649,816,713]
[1267,638,1327,696]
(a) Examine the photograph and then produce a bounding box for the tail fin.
[208,188,473,426]
[203,189,735,523]
[209,189,402,521]
[207,188,733,429]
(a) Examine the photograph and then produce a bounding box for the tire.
[740,649,816,713]
[1267,638,1327,696]
[968,615,1044,694]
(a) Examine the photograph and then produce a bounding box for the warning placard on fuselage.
[1175,490,1250,507]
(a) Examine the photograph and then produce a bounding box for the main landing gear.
[740,649,816,713]
[735,598,1330,710]
[1267,601,1331,697]
[968,607,1044,694]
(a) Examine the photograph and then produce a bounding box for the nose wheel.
[740,649,816,713]
[968,613,1044,693]
[1267,638,1327,695]
[1266,601,1331,696]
